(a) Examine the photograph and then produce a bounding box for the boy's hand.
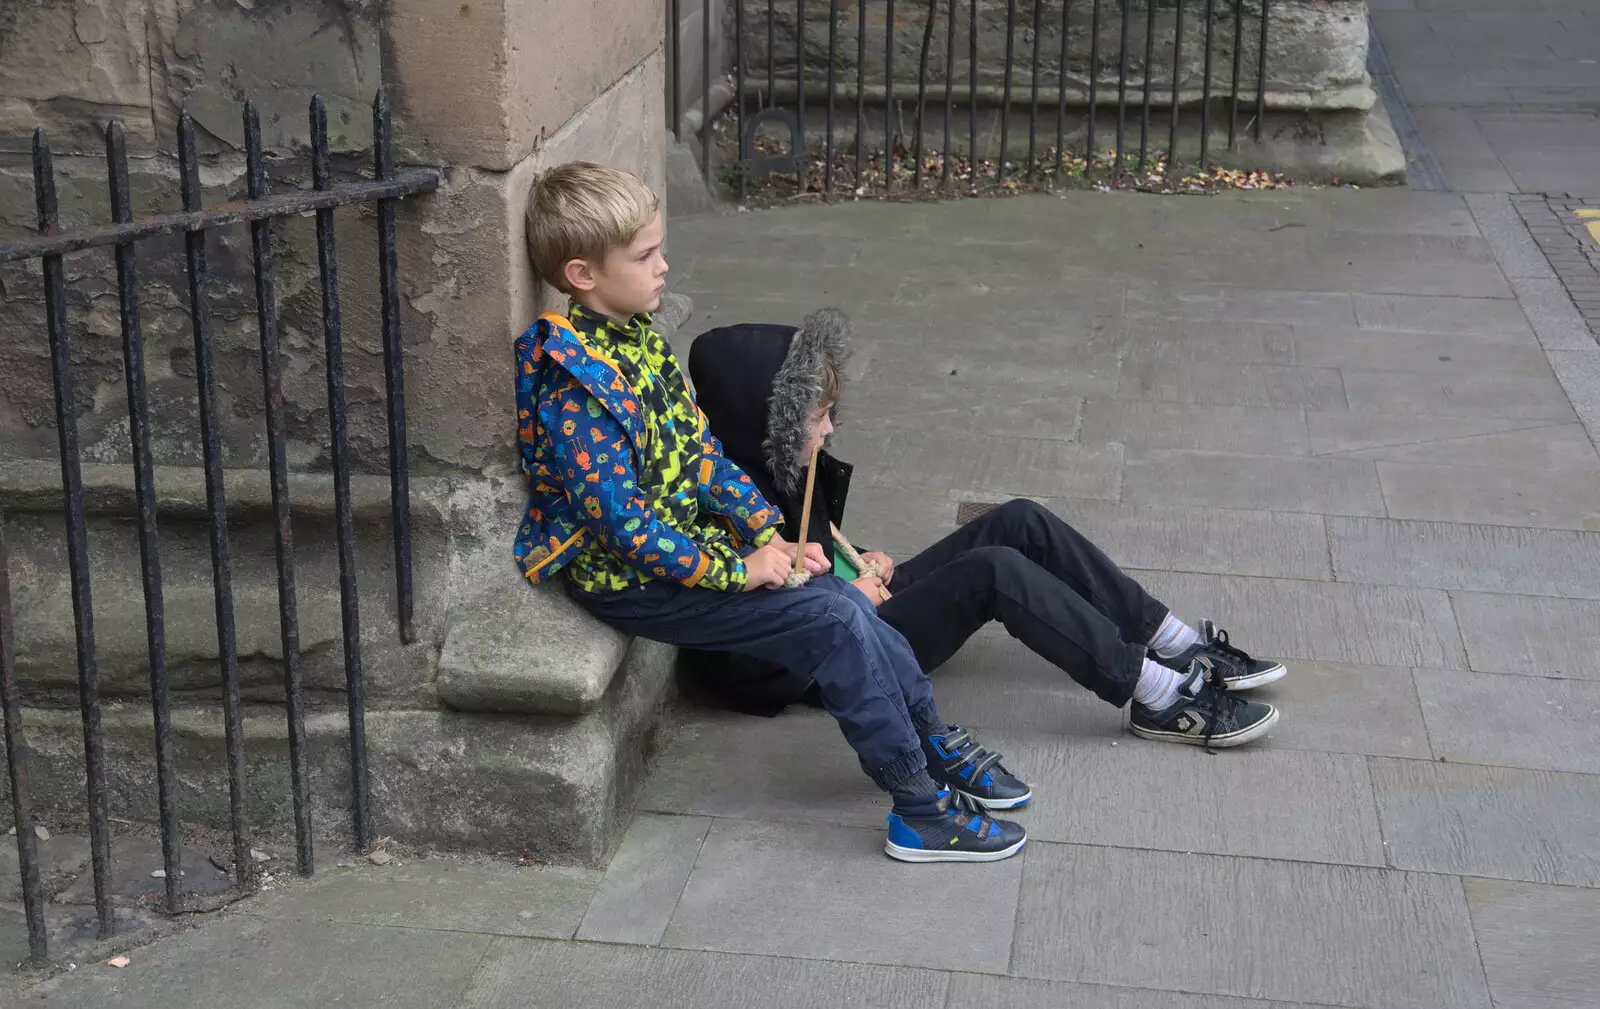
[862,551,895,584]
[769,539,828,575]
[741,543,793,591]
[851,575,887,606]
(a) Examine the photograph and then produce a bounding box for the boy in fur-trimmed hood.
[689,309,1287,750]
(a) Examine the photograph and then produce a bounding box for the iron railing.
[669,0,1272,194]
[0,92,437,963]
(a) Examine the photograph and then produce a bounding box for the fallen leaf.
[107,956,130,968]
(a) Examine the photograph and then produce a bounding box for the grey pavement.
[11,183,1600,1008]
[1371,0,1600,198]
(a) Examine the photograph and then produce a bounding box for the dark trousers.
[569,574,938,791]
[878,499,1169,707]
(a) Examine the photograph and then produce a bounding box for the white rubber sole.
[957,788,1033,811]
[1129,704,1280,748]
[885,836,1027,863]
[1222,662,1288,692]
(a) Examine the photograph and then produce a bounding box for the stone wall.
[743,1,1369,107]
[0,0,680,865]
[730,0,1397,179]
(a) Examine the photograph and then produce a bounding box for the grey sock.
[888,768,942,801]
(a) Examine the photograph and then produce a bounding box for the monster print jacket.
[511,310,783,591]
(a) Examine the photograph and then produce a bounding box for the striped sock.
[1148,612,1202,660]
[1131,657,1184,710]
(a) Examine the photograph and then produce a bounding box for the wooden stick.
[831,522,892,601]
[793,445,821,576]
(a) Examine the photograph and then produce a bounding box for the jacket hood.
[688,307,851,498]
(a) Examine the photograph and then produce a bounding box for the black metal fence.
[670,0,1272,195]
[0,93,437,963]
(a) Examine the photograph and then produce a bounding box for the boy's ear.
[563,257,597,293]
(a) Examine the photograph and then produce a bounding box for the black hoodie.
[689,308,855,566]
[681,308,855,715]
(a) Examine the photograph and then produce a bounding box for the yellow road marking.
[1575,209,1600,243]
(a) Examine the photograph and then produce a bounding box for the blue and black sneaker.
[885,789,1028,863]
[923,725,1033,810]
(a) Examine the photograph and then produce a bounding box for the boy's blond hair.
[525,162,661,294]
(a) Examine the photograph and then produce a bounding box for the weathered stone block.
[0,0,155,153]
[744,1,1372,110]
[387,0,666,171]
[147,0,382,156]
[437,578,630,717]
[1,636,676,865]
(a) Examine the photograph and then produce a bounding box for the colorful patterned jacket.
[512,311,784,589]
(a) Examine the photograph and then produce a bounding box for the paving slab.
[1123,450,1384,517]
[1370,757,1600,887]
[575,813,711,946]
[1011,843,1491,1009]
[914,630,1127,738]
[1328,516,1600,597]
[1511,277,1597,352]
[458,938,950,1009]
[858,336,1121,400]
[840,391,1086,442]
[1132,571,1468,669]
[1251,661,1433,760]
[1308,414,1599,470]
[1291,324,1551,375]
[836,429,1123,501]
[1377,461,1600,530]
[1043,499,1334,581]
[1119,361,1348,410]
[676,259,892,308]
[1353,294,1535,336]
[636,708,888,829]
[1114,319,1295,366]
[1547,349,1600,450]
[1415,668,1600,775]
[28,915,492,1009]
[1079,400,1310,456]
[944,974,1349,1009]
[1270,233,1508,298]
[983,731,1386,866]
[1123,283,1359,327]
[241,860,600,939]
[1341,368,1576,420]
[660,818,1022,973]
[1465,877,1600,1009]
[1453,591,1600,679]
[1314,188,1480,235]
[826,480,962,559]
[1466,193,1559,280]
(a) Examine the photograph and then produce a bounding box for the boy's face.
[566,210,668,320]
[804,401,836,460]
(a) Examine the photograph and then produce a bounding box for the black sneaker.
[1130,657,1279,749]
[1163,619,1287,692]
[923,726,1033,810]
[885,789,1028,863]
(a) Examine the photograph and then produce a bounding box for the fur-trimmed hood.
[688,308,855,555]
